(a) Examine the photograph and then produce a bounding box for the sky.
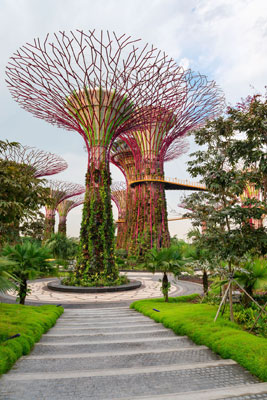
[0,0,266,239]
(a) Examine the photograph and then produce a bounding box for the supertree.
[57,194,85,235]
[110,136,189,253]
[44,180,85,241]
[6,30,223,281]
[117,70,224,255]
[0,144,68,178]
[111,182,127,248]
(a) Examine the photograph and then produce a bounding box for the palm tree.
[146,246,190,302]
[2,241,56,304]
[0,257,17,293]
[234,257,267,307]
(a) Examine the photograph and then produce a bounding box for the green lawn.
[0,303,64,374]
[131,295,267,381]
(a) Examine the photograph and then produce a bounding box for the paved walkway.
[3,272,202,305]
[1,306,267,399]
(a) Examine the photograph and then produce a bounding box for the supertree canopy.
[111,182,127,249]
[57,194,85,236]
[0,144,68,178]
[6,29,223,281]
[44,180,85,241]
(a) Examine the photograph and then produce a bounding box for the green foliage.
[0,141,50,247]
[186,93,267,262]
[2,241,56,304]
[0,257,18,293]
[145,245,191,302]
[0,303,63,374]
[234,256,267,306]
[75,165,117,284]
[62,272,128,287]
[131,298,267,381]
[44,233,78,260]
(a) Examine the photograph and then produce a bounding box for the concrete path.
[1,306,266,400]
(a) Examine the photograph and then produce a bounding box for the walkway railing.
[129,176,206,190]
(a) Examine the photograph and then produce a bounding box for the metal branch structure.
[111,182,127,248]
[44,180,85,240]
[0,144,68,178]
[6,29,223,278]
[57,194,85,235]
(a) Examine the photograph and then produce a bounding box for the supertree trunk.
[76,147,117,280]
[58,215,67,235]
[128,181,170,257]
[44,208,55,241]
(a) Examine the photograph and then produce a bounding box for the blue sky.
[0,0,266,238]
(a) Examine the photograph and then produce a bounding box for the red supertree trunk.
[111,182,127,249]
[57,194,84,236]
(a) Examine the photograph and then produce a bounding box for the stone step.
[40,329,176,343]
[10,347,220,373]
[58,315,148,325]
[31,336,193,355]
[1,363,259,400]
[117,384,267,400]
[53,320,158,328]
[49,324,164,334]
[60,311,138,318]
[26,345,209,359]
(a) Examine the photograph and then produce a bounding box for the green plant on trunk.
[145,246,191,302]
[2,241,56,304]
[75,165,117,284]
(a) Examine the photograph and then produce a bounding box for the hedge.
[0,303,63,374]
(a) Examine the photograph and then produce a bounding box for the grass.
[130,295,267,382]
[0,303,64,375]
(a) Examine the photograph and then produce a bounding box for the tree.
[0,141,50,247]
[145,246,190,302]
[183,234,215,295]
[2,241,56,304]
[184,93,267,321]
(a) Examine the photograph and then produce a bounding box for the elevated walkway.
[129,176,206,191]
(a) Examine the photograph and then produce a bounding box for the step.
[31,336,193,355]
[117,384,267,400]
[49,324,165,334]
[40,330,176,343]
[10,347,220,373]
[1,363,259,400]
[52,320,160,328]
